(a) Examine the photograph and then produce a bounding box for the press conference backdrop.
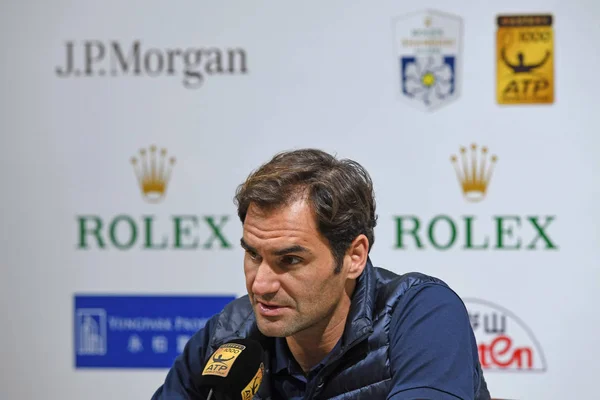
[1,0,598,399]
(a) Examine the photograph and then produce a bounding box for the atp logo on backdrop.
[394,143,559,251]
[55,41,248,89]
[393,10,462,111]
[76,145,234,251]
[464,298,547,372]
[496,14,554,104]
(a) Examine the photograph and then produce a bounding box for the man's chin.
[255,318,294,338]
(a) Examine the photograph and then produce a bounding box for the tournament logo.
[393,10,462,111]
[464,298,547,372]
[202,343,246,378]
[496,14,554,104]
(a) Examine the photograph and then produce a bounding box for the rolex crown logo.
[450,144,498,202]
[131,145,176,203]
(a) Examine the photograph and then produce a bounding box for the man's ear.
[345,234,369,279]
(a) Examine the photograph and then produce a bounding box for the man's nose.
[252,261,280,297]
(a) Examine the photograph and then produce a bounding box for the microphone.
[199,339,265,400]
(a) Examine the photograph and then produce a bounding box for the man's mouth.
[256,301,286,316]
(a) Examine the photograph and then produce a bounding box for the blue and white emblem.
[393,10,462,111]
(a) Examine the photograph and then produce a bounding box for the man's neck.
[285,314,346,374]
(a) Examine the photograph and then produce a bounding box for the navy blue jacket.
[152,260,491,399]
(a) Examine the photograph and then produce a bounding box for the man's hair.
[234,148,377,273]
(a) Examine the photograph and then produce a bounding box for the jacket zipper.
[303,327,373,399]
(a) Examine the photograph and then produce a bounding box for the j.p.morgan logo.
[55,40,248,89]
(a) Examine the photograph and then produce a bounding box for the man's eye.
[280,256,301,266]
[247,250,260,261]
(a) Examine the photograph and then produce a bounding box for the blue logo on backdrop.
[74,295,236,368]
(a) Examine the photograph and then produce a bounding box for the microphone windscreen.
[199,339,265,399]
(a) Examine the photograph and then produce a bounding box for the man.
[152,149,491,399]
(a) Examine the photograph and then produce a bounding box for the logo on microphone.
[241,362,264,400]
[203,343,246,377]
[464,298,547,372]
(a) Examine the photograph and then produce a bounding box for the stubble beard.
[255,299,338,339]
[255,308,311,338]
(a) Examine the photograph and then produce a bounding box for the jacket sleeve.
[386,283,480,400]
[150,315,218,400]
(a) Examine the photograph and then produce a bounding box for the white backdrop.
[1,0,599,399]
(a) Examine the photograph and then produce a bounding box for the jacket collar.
[213,257,377,399]
[339,256,376,349]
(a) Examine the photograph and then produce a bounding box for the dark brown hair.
[234,148,377,273]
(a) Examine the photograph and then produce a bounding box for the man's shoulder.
[373,266,451,302]
[221,294,253,315]
[211,294,254,329]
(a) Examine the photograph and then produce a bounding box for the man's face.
[241,199,350,338]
